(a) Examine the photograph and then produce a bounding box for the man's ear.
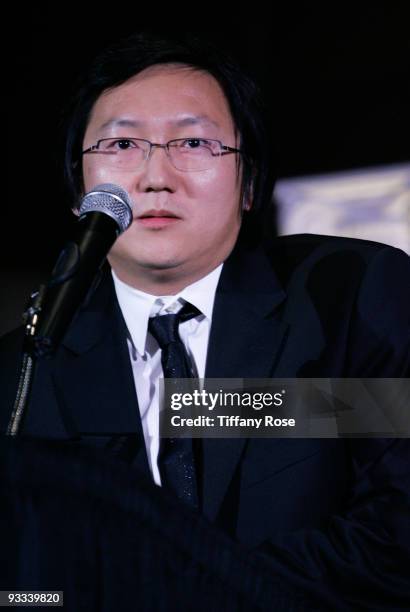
[242,172,255,211]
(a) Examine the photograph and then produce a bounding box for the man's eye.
[102,138,138,150]
[182,139,206,148]
[114,139,136,150]
[181,139,213,149]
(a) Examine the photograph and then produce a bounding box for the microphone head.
[79,183,133,234]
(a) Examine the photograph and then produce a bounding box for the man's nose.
[137,144,177,192]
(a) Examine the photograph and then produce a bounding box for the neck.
[108,259,224,296]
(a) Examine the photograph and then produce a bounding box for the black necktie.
[148,302,200,508]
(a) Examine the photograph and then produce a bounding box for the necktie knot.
[148,301,200,350]
[148,313,179,348]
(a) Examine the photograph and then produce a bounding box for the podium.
[0,437,317,611]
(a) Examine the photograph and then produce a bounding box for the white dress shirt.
[112,265,223,485]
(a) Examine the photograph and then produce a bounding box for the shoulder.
[264,233,410,323]
[263,234,409,375]
[265,233,409,286]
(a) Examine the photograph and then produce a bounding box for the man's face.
[82,64,246,292]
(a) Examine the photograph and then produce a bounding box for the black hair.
[63,31,277,246]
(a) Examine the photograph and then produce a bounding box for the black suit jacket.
[1,234,409,610]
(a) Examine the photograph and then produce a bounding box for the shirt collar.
[112,264,223,355]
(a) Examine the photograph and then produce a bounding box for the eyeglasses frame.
[80,137,243,171]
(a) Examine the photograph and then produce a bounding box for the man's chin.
[132,255,188,274]
[140,259,181,271]
[108,253,184,276]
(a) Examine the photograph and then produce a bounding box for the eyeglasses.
[81,137,242,172]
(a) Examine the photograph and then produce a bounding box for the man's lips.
[136,209,181,228]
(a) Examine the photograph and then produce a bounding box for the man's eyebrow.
[98,118,143,131]
[98,115,220,132]
[173,115,220,128]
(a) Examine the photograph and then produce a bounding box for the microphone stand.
[6,285,47,436]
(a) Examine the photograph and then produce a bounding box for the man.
[1,32,409,609]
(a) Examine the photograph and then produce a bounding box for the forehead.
[86,64,236,137]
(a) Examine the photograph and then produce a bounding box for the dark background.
[2,2,410,332]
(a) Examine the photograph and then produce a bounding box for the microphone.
[26,183,133,359]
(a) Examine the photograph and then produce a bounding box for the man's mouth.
[136,209,181,228]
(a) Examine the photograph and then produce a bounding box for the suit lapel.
[202,245,288,521]
[205,246,287,379]
[51,269,149,473]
